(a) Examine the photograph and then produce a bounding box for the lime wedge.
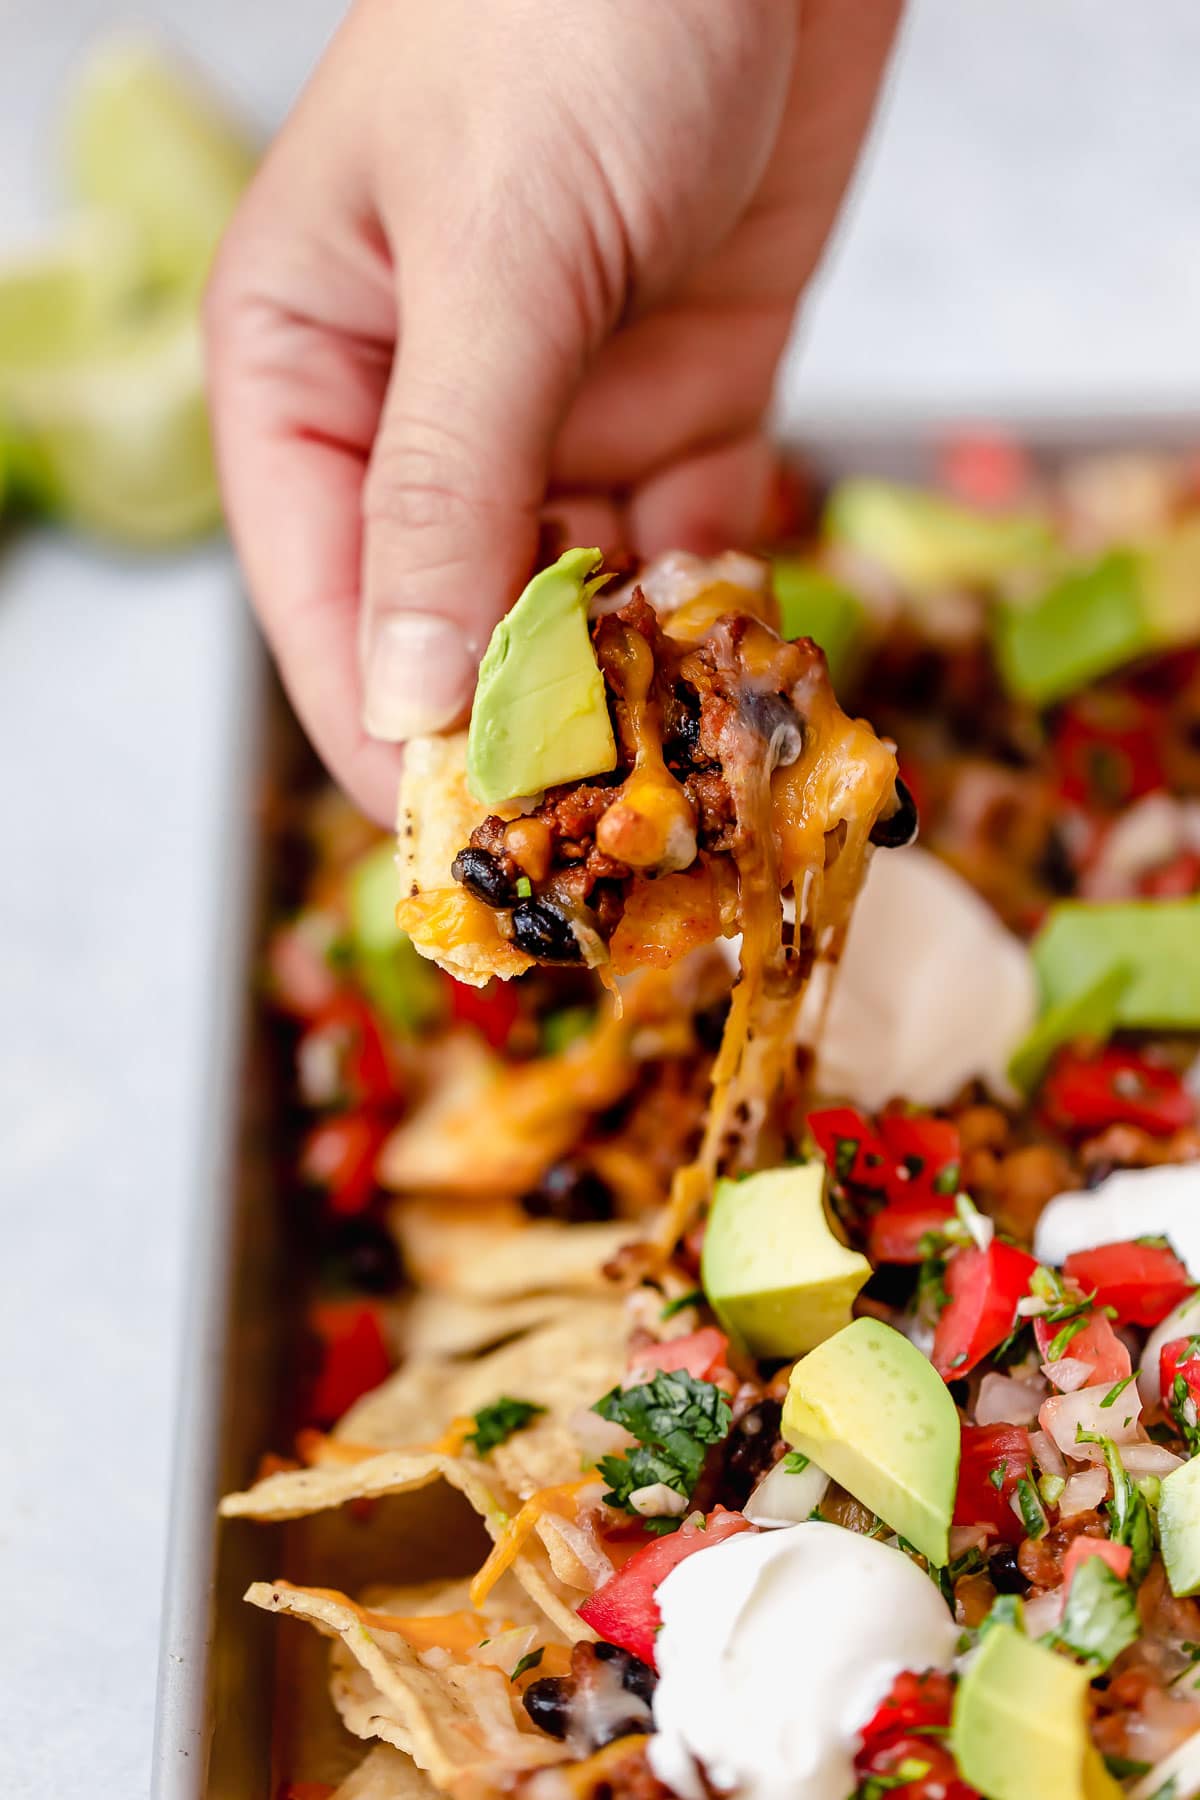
[62,36,256,293]
[0,211,147,369]
[3,310,219,546]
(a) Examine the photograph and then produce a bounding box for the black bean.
[989,1545,1029,1595]
[713,1399,783,1509]
[594,1642,658,1705]
[869,775,920,849]
[451,846,517,907]
[322,1218,404,1294]
[510,898,582,962]
[741,690,804,767]
[523,1676,573,1740]
[521,1159,615,1223]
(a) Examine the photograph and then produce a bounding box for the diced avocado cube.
[466,547,617,807]
[826,478,1050,592]
[1160,1454,1200,1597]
[701,1163,871,1359]
[991,550,1152,708]
[952,1626,1120,1800]
[347,841,441,1034]
[1032,897,1200,1031]
[781,1316,960,1566]
[1007,960,1131,1093]
[770,558,865,689]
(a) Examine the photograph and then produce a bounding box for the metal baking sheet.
[151,414,1198,1798]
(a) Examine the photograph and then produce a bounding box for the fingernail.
[361,612,477,741]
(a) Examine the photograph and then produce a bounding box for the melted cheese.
[470,1480,598,1608]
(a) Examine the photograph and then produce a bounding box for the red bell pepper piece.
[858,1669,955,1750]
[878,1114,962,1206]
[854,1731,978,1800]
[1061,1537,1132,1588]
[808,1106,890,1192]
[1034,1308,1131,1387]
[308,1302,392,1425]
[1161,1337,1200,1438]
[1041,1047,1195,1138]
[299,993,397,1109]
[1061,1240,1194,1328]
[953,1423,1034,1545]
[448,977,521,1050]
[867,1197,959,1265]
[629,1327,732,1384]
[300,1111,391,1216]
[577,1508,752,1668]
[931,1242,1038,1381]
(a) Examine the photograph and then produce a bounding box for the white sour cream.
[648,1522,959,1800]
[802,848,1036,1110]
[1033,1163,1200,1276]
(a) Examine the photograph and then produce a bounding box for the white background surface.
[0,4,1197,1796]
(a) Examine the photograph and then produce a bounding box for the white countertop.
[1,3,1198,1795]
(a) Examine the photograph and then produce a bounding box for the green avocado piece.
[1159,1454,1200,1597]
[466,547,616,807]
[770,558,866,690]
[347,841,442,1035]
[781,1316,960,1565]
[701,1164,871,1359]
[952,1626,1120,1800]
[1032,897,1200,1030]
[825,478,1050,592]
[992,550,1153,708]
[1007,960,1131,1093]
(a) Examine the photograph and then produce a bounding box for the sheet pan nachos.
[223,441,1200,1800]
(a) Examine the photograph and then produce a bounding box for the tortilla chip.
[395,1290,571,1361]
[335,1745,439,1800]
[246,1577,571,1793]
[390,1200,640,1301]
[394,734,532,988]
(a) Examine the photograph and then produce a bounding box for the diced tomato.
[859,1669,955,1750]
[267,916,341,1019]
[878,1114,962,1206]
[1052,691,1165,812]
[1141,849,1200,899]
[299,994,397,1109]
[629,1328,732,1385]
[1042,1047,1195,1138]
[953,1423,1034,1545]
[577,1508,752,1668]
[931,1242,1038,1381]
[1160,1337,1200,1432]
[448,977,521,1050]
[308,1302,392,1425]
[854,1731,978,1800]
[1061,1536,1132,1587]
[807,1107,889,1192]
[938,431,1030,510]
[1061,1241,1194,1328]
[1034,1309,1131,1387]
[867,1197,959,1265]
[300,1111,391,1216]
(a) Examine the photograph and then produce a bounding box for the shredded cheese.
[469,1479,598,1608]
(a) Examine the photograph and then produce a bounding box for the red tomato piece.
[868,1197,959,1265]
[1042,1048,1195,1138]
[807,1107,889,1192]
[937,431,1030,510]
[858,1669,955,1750]
[300,1111,391,1216]
[1061,1241,1194,1328]
[1052,691,1165,812]
[878,1114,962,1206]
[854,1731,979,1800]
[448,977,521,1050]
[267,917,341,1020]
[1035,1309,1132,1387]
[1061,1537,1132,1587]
[1160,1337,1200,1432]
[577,1508,752,1669]
[629,1327,731,1384]
[308,1302,392,1425]
[953,1423,1034,1545]
[1141,849,1200,899]
[932,1242,1039,1381]
[299,994,397,1109]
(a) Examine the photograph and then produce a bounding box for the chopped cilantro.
[980,1593,1024,1639]
[1104,1756,1152,1780]
[1100,1374,1136,1409]
[660,1288,704,1322]
[511,1648,544,1681]
[1098,1438,1157,1584]
[593,1370,732,1514]
[1050,1557,1139,1671]
[1015,1477,1047,1539]
[466,1396,546,1454]
[987,1466,1006,1492]
[933,1162,961,1196]
[515,876,533,899]
[782,1451,810,1475]
[1045,1314,1090,1362]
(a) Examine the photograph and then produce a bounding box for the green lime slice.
[0,211,147,370]
[3,310,220,546]
[62,36,256,294]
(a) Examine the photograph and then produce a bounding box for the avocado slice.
[1159,1454,1200,1597]
[825,478,1050,592]
[1032,897,1200,1030]
[781,1316,960,1565]
[347,841,442,1034]
[952,1625,1120,1800]
[992,550,1153,709]
[770,558,866,690]
[466,547,616,807]
[701,1164,871,1358]
[1007,960,1131,1093]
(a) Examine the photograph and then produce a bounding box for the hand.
[206,0,901,823]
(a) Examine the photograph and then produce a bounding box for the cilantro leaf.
[980,1593,1024,1640]
[593,1370,732,1514]
[511,1648,544,1681]
[466,1396,546,1454]
[1051,1557,1139,1671]
[1100,1438,1157,1584]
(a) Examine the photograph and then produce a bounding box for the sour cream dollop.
[1033,1163,1200,1274]
[802,848,1036,1110]
[648,1522,959,1800]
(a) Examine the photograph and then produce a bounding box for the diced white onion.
[469,1624,539,1676]
[745,1458,831,1528]
[567,1406,635,1463]
[976,1373,1043,1426]
[1141,1293,1200,1408]
[949,1525,992,1559]
[1059,1467,1110,1517]
[1030,1429,1067,1480]
[630,1483,689,1518]
[1022,1589,1065,1639]
[1040,1383,1143,1464]
[1041,1357,1092,1394]
[1121,1444,1186,1478]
